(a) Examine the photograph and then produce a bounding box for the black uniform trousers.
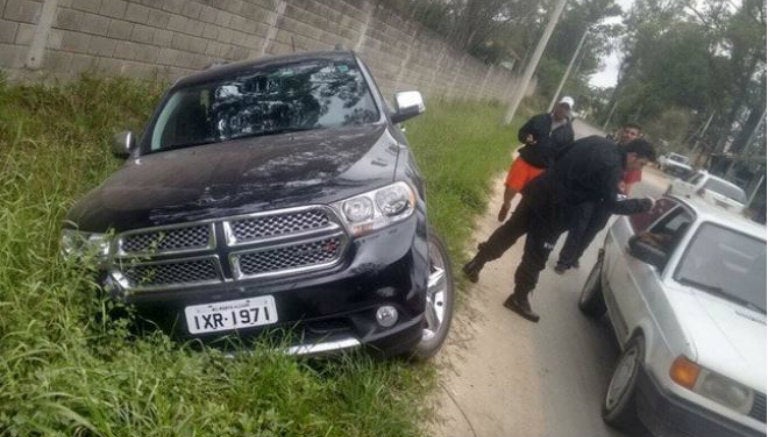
[478,198,562,297]
[557,202,611,268]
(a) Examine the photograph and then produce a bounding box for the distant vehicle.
[580,194,766,436]
[666,170,748,213]
[658,152,693,177]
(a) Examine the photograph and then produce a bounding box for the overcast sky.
[588,0,634,88]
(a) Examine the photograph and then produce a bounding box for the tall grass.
[0,75,520,436]
[405,99,524,265]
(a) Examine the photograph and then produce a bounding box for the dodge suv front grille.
[233,236,344,279]
[228,209,332,243]
[119,224,214,255]
[122,257,221,287]
[112,206,347,291]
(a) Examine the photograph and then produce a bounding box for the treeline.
[383,0,766,177]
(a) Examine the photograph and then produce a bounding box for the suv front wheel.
[409,230,455,360]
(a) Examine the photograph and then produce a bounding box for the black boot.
[461,243,490,282]
[503,293,540,322]
[462,251,487,283]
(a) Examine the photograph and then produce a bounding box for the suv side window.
[630,197,678,233]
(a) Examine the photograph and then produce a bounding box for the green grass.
[405,99,524,267]
[0,75,521,436]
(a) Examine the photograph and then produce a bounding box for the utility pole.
[726,107,766,178]
[601,98,619,131]
[503,0,568,125]
[548,26,590,111]
[690,111,715,167]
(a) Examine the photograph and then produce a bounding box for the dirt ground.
[427,175,550,437]
[427,121,668,437]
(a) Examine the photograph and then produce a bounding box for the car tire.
[602,335,644,431]
[578,258,606,318]
[409,230,455,361]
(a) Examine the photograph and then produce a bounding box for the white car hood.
[667,285,766,391]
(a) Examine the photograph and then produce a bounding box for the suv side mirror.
[628,235,667,270]
[112,131,136,158]
[391,91,425,124]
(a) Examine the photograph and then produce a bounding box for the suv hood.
[67,124,400,231]
[668,285,766,391]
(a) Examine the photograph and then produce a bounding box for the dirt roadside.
[428,175,548,437]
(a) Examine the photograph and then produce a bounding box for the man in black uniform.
[462,136,656,322]
[554,122,643,273]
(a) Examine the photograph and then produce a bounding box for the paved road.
[430,119,669,437]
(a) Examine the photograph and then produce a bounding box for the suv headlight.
[670,356,754,414]
[61,229,111,260]
[333,182,416,236]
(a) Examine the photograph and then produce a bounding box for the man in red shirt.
[554,122,643,273]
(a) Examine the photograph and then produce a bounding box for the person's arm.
[497,185,517,221]
[518,116,537,144]
[600,163,652,215]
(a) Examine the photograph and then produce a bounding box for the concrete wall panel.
[0,0,529,101]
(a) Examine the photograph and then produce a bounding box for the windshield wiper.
[677,277,765,313]
[230,126,318,140]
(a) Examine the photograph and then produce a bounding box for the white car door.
[604,199,694,343]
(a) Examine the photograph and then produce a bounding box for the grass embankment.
[0,76,519,436]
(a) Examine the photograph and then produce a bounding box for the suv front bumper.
[103,217,429,355]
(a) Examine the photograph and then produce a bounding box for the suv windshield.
[702,178,747,203]
[675,223,766,312]
[149,59,379,151]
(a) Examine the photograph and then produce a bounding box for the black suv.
[61,51,454,358]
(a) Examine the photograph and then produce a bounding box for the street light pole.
[503,0,568,125]
[548,26,590,112]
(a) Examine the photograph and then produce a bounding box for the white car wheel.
[602,336,644,431]
[579,258,606,318]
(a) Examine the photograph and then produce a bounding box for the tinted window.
[675,223,766,312]
[630,197,679,233]
[702,178,747,203]
[149,59,379,151]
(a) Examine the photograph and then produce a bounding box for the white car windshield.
[702,178,747,203]
[675,223,766,312]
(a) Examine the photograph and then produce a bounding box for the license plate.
[184,296,278,334]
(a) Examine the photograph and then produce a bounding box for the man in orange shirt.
[554,122,643,273]
[497,97,575,221]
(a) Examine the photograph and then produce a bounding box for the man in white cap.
[495,96,575,222]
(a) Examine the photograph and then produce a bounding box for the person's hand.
[638,197,654,212]
[524,134,536,145]
[498,202,511,222]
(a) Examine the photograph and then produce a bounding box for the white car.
[667,170,748,213]
[659,152,693,177]
[580,194,766,436]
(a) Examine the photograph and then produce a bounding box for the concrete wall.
[0,0,534,101]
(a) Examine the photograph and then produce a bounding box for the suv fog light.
[376,306,398,328]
